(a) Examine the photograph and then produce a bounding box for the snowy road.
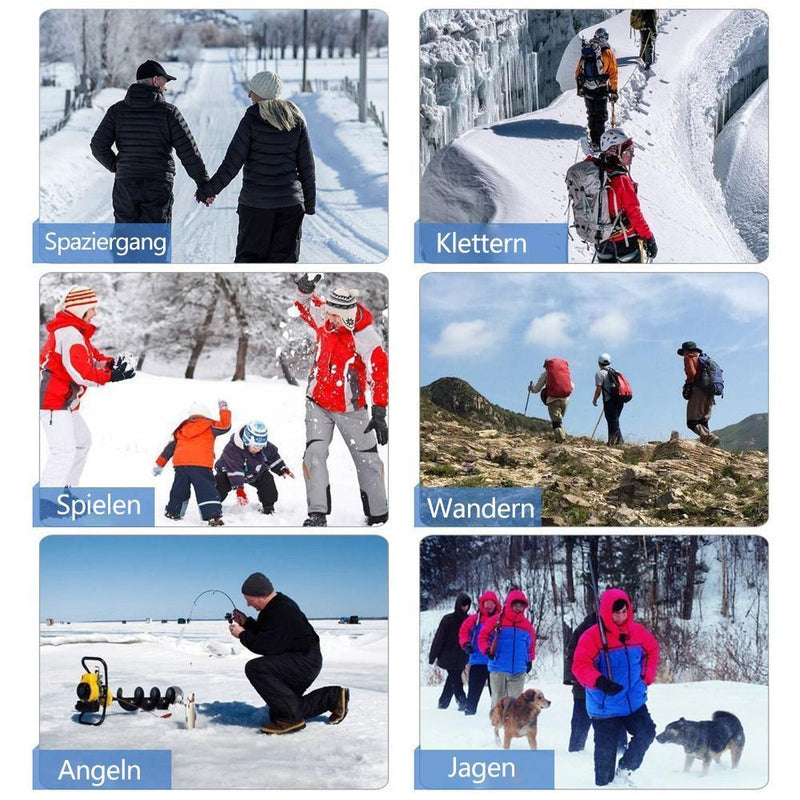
[39,49,388,263]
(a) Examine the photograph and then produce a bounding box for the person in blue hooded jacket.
[572,587,659,786]
[458,590,500,715]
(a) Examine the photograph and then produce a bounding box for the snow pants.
[570,695,628,752]
[686,386,714,440]
[603,397,625,444]
[215,469,278,510]
[639,28,656,68]
[235,203,304,263]
[596,236,643,263]
[546,398,569,443]
[40,409,92,488]
[464,663,490,715]
[591,703,656,786]
[437,669,467,710]
[583,89,609,148]
[166,466,222,521]
[112,178,173,223]
[488,671,526,706]
[303,399,388,518]
[244,647,340,723]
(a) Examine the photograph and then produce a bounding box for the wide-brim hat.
[677,340,702,355]
[136,60,176,82]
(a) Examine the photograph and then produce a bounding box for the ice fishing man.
[228,572,349,735]
[294,274,388,527]
[575,28,618,152]
[90,60,209,223]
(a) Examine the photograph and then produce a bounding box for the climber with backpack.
[677,341,723,447]
[592,353,632,446]
[575,28,618,152]
[529,358,574,443]
[565,127,657,263]
[630,11,659,70]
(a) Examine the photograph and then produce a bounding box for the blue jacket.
[214,428,288,489]
[478,589,536,675]
[458,590,501,666]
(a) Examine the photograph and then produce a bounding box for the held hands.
[364,405,388,445]
[236,487,248,507]
[595,675,624,696]
[195,187,215,206]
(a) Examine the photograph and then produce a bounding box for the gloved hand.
[643,237,658,259]
[282,468,295,479]
[232,609,247,625]
[152,464,163,477]
[609,90,619,102]
[110,359,136,382]
[219,399,228,410]
[595,675,624,695]
[304,205,316,216]
[113,353,136,372]
[682,382,693,400]
[576,82,585,97]
[364,405,388,445]
[236,487,248,507]
[526,661,532,674]
[462,642,474,654]
[294,273,322,294]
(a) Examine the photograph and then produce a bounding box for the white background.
[5,1,792,799]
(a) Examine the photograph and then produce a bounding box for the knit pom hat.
[241,572,274,597]
[187,402,213,419]
[325,288,360,331]
[56,285,99,319]
[248,71,282,101]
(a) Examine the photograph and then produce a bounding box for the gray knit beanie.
[248,71,282,100]
[241,572,274,596]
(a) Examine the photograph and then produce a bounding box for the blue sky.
[420,273,768,442]
[40,536,387,621]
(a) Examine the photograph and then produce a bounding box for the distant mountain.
[715,413,768,452]
[421,377,552,435]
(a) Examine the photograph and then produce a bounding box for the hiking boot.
[707,434,721,448]
[207,516,224,527]
[328,687,350,725]
[164,511,182,521]
[366,512,388,526]
[260,718,306,735]
[303,512,327,527]
[614,767,636,787]
[261,505,275,515]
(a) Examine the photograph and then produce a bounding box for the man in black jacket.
[90,59,209,224]
[229,572,348,734]
[428,593,471,711]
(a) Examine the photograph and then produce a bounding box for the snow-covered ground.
[39,48,387,263]
[420,10,768,263]
[40,619,387,789]
[38,372,388,527]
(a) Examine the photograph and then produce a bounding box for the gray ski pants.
[489,671,527,707]
[303,399,387,517]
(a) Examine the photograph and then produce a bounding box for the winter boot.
[261,505,275,515]
[260,718,306,735]
[303,512,327,527]
[207,516,224,527]
[164,511,182,521]
[366,512,388,526]
[614,767,636,787]
[328,687,350,725]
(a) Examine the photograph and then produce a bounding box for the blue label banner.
[33,485,156,527]
[416,486,541,527]
[414,748,554,790]
[415,221,567,263]
[34,748,172,790]
[33,221,171,263]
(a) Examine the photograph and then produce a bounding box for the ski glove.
[218,399,228,410]
[152,464,163,477]
[608,90,619,102]
[294,273,322,294]
[462,642,474,654]
[236,487,248,507]
[364,405,388,445]
[643,237,658,258]
[526,661,532,674]
[595,675,624,695]
[682,382,693,400]
[110,360,136,382]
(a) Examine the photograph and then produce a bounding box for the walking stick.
[611,101,616,128]
[523,387,531,416]
[590,407,604,439]
[587,551,613,680]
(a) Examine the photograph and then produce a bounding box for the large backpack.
[605,367,633,403]
[630,10,646,30]
[578,39,608,90]
[697,354,724,397]
[543,358,573,399]
[565,160,623,244]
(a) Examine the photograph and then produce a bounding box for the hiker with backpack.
[575,28,618,152]
[592,353,632,445]
[678,341,722,447]
[630,11,658,69]
[529,358,574,443]
[566,127,657,263]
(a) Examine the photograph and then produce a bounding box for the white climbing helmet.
[600,127,633,157]
[598,353,612,366]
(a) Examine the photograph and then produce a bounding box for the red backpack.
[606,367,633,403]
[543,358,573,399]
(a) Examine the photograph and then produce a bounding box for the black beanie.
[241,572,274,596]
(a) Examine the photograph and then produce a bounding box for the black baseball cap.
[136,60,176,82]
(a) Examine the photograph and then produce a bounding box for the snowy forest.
[39,272,388,383]
[421,535,767,686]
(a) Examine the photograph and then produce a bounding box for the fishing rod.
[587,548,613,680]
[185,589,238,624]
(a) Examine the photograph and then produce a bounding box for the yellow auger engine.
[75,656,112,726]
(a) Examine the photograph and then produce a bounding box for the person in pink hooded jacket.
[458,590,500,715]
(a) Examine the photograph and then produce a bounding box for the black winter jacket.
[200,104,316,212]
[564,612,598,700]
[428,593,471,672]
[90,83,209,185]
[238,593,320,656]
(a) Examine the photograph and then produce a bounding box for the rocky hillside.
[716,413,768,452]
[420,379,768,527]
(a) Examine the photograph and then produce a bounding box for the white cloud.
[524,311,572,346]
[430,320,503,357]
[589,309,631,344]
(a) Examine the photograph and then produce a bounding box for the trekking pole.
[590,407,604,439]
[611,101,616,128]
[587,550,613,679]
[523,387,531,416]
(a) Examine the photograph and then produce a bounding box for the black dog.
[656,711,745,776]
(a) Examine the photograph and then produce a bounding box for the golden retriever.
[489,688,551,750]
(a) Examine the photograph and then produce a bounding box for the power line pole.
[358,10,368,122]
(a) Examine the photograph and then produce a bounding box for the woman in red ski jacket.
[458,590,500,714]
